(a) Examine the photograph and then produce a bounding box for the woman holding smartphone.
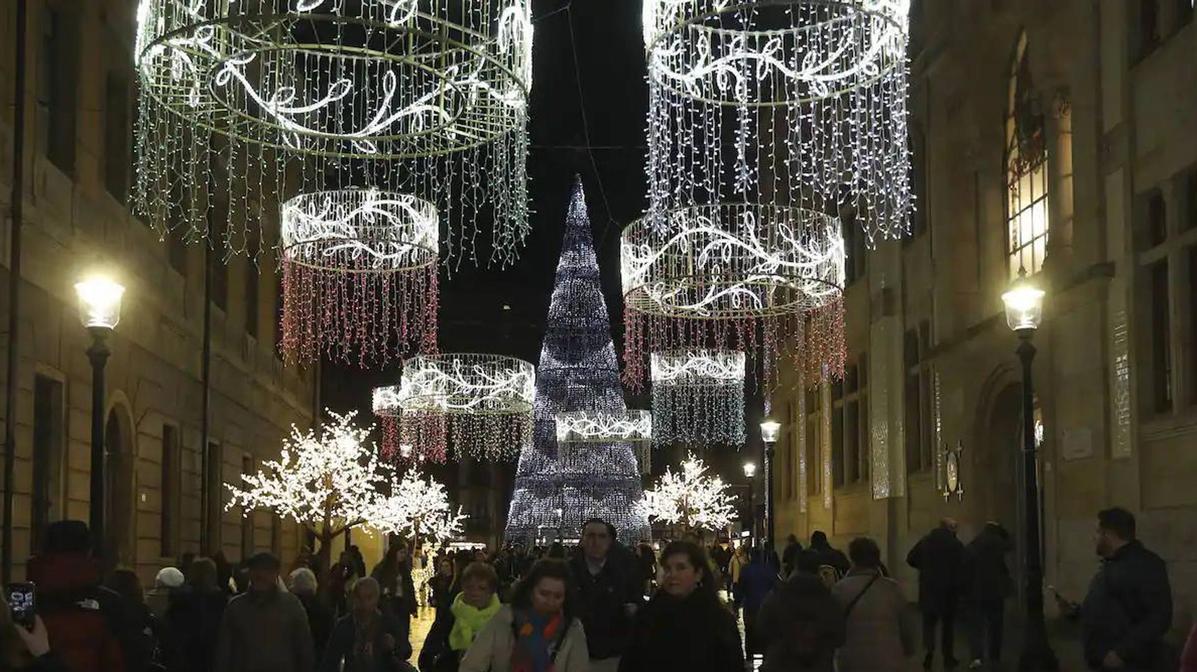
[2,590,68,672]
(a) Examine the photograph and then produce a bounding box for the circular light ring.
[394,353,536,415]
[281,190,439,272]
[622,204,845,320]
[554,411,652,443]
[643,0,909,106]
[135,0,532,158]
[650,349,746,386]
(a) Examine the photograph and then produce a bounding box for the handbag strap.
[843,574,881,618]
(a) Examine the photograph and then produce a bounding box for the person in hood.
[963,522,1014,669]
[25,520,130,672]
[214,552,314,672]
[907,518,965,671]
[1056,507,1172,672]
[756,550,844,672]
[618,541,743,672]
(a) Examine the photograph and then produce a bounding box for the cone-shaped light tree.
[505,178,651,544]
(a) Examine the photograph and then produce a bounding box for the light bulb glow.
[75,277,126,330]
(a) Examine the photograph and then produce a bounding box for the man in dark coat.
[907,518,965,671]
[1059,507,1173,672]
[569,518,642,672]
[963,522,1013,668]
[737,547,779,658]
[756,551,845,672]
[214,552,314,672]
[809,531,850,577]
[781,534,803,577]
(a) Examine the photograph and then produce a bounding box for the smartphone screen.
[6,582,35,629]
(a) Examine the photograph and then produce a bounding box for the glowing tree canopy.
[506,179,651,544]
[375,353,535,462]
[225,411,392,563]
[650,349,746,447]
[639,454,736,532]
[280,189,439,367]
[134,0,532,266]
[373,469,467,549]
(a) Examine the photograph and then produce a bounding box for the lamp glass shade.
[742,462,757,478]
[1001,276,1045,332]
[75,277,125,329]
[759,420,781,443]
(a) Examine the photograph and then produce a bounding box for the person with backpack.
[1054,507,1173,671]
[907,518,965,671]
[619,541,743,672]
[459,559,589,672]
[756,551,844,672]
[808,531,849,578]
[832,537,914,672]
[25,520,131,672]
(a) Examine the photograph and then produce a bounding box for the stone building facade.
[770,0,1197,632]
[0,0,317,586]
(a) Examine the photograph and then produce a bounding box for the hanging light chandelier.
[555,410,653,475]
[281,189,438,367]
[133,0,532,266]
[379,353,535,462]
[650,349,747,447]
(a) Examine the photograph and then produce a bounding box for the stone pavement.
[409,604,439,665]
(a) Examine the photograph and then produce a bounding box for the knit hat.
[155,567,185,589]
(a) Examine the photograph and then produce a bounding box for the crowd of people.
[3,507,1196,672]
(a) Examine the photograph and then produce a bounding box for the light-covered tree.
[225,410,390,567]
[639,454,736,533]
[373,469,467,551]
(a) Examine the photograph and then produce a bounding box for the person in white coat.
[460,558,589,672]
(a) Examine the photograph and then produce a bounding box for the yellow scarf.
[449,592,501,651]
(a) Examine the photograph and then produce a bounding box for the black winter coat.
[1081,541,1172,671]
[569,546,642,660]
[164,586,227,672]
[417,605,458,672]
[618,589,744,672]
[906,527,965,615]
[297,592,335,663]
[756,573,845,672]
[319,611,412,672]
[964,523,1014,602]
[808,543,850,577]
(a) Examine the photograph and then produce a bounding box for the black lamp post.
[1002,270,1058,672]
[75,276,124,558]
[742,461,757,548]
[759,420,780,555]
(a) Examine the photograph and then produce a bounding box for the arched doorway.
[977,383,1021,532]
[104,409,136,569]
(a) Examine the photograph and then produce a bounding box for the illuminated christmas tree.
[505,179,650,544]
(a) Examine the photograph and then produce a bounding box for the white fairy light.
[622,204,845,319]
[554,411,652,443]
[650,349,746,446]
[134,0,532,267]
[639,454,736,532]
[383,353,536,462]
[372,469,468,549]
[224,410,394,557]
[281,189,439,367]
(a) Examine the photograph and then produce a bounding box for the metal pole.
[1016,335,1058,672]
[87,330,111,558]
[199,241,212,553]
[764,441,775,556]
[3,0,29,586]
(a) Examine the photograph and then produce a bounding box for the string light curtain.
[506,179,651,545]
[383,353,535,463]
[625,0,912,391]
[281,189,438,367]
[133,0,532,267]
[555,410,653,475]
[651,349,746,447]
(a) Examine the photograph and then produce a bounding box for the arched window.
[1005,33,1049,277]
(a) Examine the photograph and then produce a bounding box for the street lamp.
[759,420,780,555]
[75,276,124,558]
[742,461,757,548]
[1001,270,1057,672]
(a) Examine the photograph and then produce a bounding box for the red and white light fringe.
[639,454,736,532]
[281,189,439,368]
[622,204,846,394]
[377,353,535,462]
